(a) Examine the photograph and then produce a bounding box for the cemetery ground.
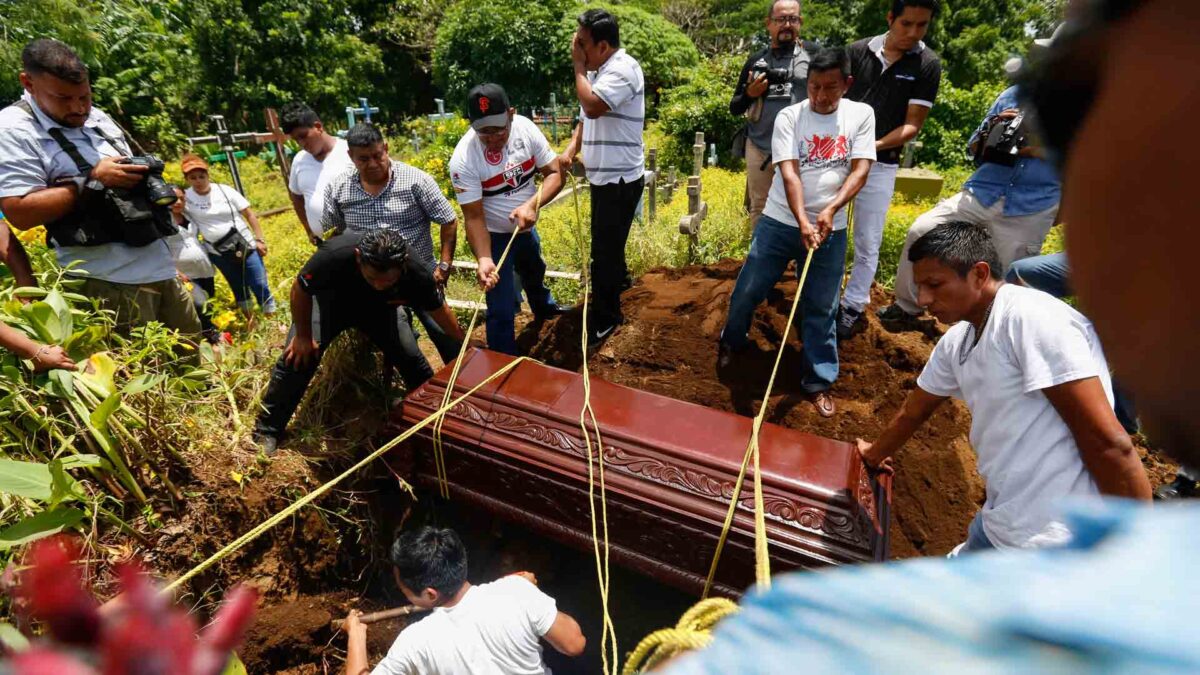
[0,139,1178,673]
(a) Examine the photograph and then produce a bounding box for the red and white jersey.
[449,115,557,233]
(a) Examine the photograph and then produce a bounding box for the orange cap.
[180,154,209,175]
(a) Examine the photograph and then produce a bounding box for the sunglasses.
[1015,0,1145,172]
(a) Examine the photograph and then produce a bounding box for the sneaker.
[877,303,925,333]
[836,306,866,341]
[533,303,572,322]
[1154,474,1198,500]
[587,319,620,348]
[808,391,836,418]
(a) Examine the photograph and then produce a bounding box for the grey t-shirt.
[0,95,175,284]
[731,43,813,153]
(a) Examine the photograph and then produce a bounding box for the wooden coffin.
[391,349,890,597]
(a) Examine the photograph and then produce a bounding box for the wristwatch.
[437,261,452,274]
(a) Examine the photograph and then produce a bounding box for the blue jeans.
[486,229,557,355]
[721,215,847,394]
[209,249,276,313]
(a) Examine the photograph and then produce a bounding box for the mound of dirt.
[529,259,982,558]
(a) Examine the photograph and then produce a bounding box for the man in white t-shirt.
[558,9,646,347]
[281,101,352,246]
[344,526,586,675]
[857,221,1151,552]
[718,48,875,418]
[449,83,569,355]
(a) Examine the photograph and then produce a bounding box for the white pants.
[894,191,1059,314]
[842,161,899,312]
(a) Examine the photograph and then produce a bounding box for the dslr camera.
[976,111,1029,167]
[753,67,791,86]
[116,155,177,207]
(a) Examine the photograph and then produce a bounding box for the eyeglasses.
[1016,0,1144,172]
[770,16,801,26]
[477,126,508,137]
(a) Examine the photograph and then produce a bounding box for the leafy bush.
[656,54,744,172]
[918,77,1008,169]
[394,115,473,199]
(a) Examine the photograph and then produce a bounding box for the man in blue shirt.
[878,85,1060,329]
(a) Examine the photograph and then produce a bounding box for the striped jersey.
[449,115,557,233]
[581,49,645,185]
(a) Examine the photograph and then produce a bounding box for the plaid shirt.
[321,161,456,269]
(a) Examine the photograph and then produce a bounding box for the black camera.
[118,155,177,206]
[976,111,1029,167]
[753,67,791,86]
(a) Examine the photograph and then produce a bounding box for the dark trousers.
[485,228,557,355]
[254,297,435,439]
[190,276,219,343]
[412,307,462,365]
[589,177,644,326]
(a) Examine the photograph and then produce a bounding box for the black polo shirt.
[846,35,942,165]
[297,231,443,311]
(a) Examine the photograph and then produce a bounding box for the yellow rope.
[163,356,533,594]
[702,247,816,597]
[568,175,619,674]
[432,184,544,498]
[621,597,739,674]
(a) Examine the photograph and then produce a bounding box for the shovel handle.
[331,605,425,632]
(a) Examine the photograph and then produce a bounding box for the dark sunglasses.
[1015,0,1145,172]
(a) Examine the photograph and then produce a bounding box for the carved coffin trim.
[409,387,874,549]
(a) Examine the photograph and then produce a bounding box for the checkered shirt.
[321,161,456,269]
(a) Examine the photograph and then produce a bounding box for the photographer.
[0,39,199,336]
[878,83,1060,331]
[729,0,818,230]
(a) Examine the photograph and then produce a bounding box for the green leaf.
[0,507,86,549]
[12,286,48,300]
[0,458,53,500]
[47,459,81,508]
[75,351,118,397]
[123,373,164,395]
[59,454,105,470]
[44,290,74,337]
[45,368,76,399]
[222,653,248,675]
[90,392,122,432]
[19,301,61,343]
[0,622,30,652]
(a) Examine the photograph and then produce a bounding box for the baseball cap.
[467,83,511,131]
[180,154,209,175]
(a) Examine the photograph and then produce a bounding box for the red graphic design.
[806,134,849,162]
[484,147,504,165]
[479,96,491,113]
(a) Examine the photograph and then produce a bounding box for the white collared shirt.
[581,48,646,185]
[0,94,175,284]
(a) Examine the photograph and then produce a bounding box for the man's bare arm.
[543,611,586,657]
[876,104,932,152]
[0,223,36,288]
[0,189,76,230]
[1044,377,1152,500]
[857,387,948,467]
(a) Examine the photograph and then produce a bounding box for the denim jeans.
[721,215,848,394]
[948,512,996,557]
[485,228,557,355]
[209,249,276,313]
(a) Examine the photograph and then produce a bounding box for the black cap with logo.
[466,83,511,131]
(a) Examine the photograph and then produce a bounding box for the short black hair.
[809,47,850,79]
[21,39,88,84]
[768,0,802,18]
[891,0,940,18]
[345,123,384,149]
[357,229,410,270]
[280,101,321,134]
[390,527,468,598]
[578,9,620,49]
[908,221,1002,280]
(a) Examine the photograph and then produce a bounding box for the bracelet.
[32,345,51,361]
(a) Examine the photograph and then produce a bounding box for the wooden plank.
[451,258,580,281]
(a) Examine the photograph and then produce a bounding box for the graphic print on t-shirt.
[482,156,536,196]
[804,134,850,168]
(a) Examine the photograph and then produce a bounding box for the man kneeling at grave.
[718,47,875,418]
[344,526,587,675]
[857,221,1151,553]
[253,229,464,455]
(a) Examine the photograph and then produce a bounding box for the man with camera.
[877,84,1060,331]
[837,0,942,340]
[729,0,818,230]
[0,39,199,336]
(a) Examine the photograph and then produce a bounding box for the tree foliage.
[656,54,743,171]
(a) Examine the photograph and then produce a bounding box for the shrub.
[656,54,744,172]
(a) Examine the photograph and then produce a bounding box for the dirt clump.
[530,259,983,558]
